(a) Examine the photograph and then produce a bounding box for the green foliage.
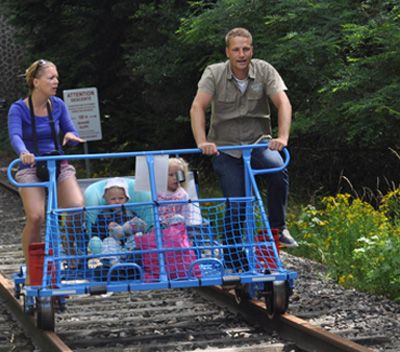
[122,1,196,150]
[177,0,400,191]
[288,192,400,301]
[351,231,400,300]
[316,2,400,148]
[2,0,146,155]
[379,188,400,225]
[1,0,399,190]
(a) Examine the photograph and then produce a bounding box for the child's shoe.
[109,223,124,240]
[88,236,103,255]
[101,237,122,264]
[125,235,136,251]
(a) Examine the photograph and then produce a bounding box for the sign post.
[63,87,102,177]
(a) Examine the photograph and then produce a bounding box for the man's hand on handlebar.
[268,138,288,151]
[198,142,219,156]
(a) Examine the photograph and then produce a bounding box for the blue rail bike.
[8,144,297,331]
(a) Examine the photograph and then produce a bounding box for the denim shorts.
[15,162,77,184]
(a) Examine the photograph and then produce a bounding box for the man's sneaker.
[279,229,299,248]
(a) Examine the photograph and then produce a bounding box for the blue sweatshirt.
[8,96,79,168]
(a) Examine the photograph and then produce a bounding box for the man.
[190,28,297,269]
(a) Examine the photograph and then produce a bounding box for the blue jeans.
[212,146,288,230]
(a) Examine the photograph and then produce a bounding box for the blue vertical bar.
[146,155,168,282]
[244,156,283,271]
[43,160,58,287]
[242,150,256,272]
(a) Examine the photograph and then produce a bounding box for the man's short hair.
[225,28,253,47]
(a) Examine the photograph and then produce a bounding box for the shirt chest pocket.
[247,83,264,101]
[246,83,266,114]
[215,91,238,117]
[216,87,238,103]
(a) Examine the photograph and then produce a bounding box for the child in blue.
[90,177,147,265]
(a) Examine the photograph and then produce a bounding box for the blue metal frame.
[8,144,297,303]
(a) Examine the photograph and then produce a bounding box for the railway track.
[0,263,372,351]
[0,172,391,351]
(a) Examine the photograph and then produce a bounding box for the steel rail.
[200,286,373,352]
[0,272,72,352]
[0,175,72,351]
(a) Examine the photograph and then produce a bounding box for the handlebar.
[7,143,290,187]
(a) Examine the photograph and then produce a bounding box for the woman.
[8,59,85,284]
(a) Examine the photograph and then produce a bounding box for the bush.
[289,192,400,302]
[379,188,400,226]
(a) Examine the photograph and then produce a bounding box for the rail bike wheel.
[234,284,251,304]
[23,295,35,315]
[56,295,67,313]
[15,284,22,299]
[264,280,289,319]
[36,296,55,331]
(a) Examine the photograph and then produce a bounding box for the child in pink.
[157,158,190,225]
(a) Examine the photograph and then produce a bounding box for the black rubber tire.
[36,296,55,331]
[234,284,250,304]
[14,284,21,299]
[23,295,35,316]
[265,280,289,319]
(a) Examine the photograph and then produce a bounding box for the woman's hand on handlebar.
[19,151,35,166]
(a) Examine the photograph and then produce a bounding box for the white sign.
[63,87,102,141]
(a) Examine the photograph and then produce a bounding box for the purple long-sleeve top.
[8,96,79,168]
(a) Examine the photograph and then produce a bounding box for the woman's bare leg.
[19,187,46,285]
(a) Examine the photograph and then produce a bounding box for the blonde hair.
[169,157,189,189]
[25,59,55,94]
[225,27,253,47]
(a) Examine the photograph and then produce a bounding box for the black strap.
[46,101,60,151]
[28,96,60,155]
